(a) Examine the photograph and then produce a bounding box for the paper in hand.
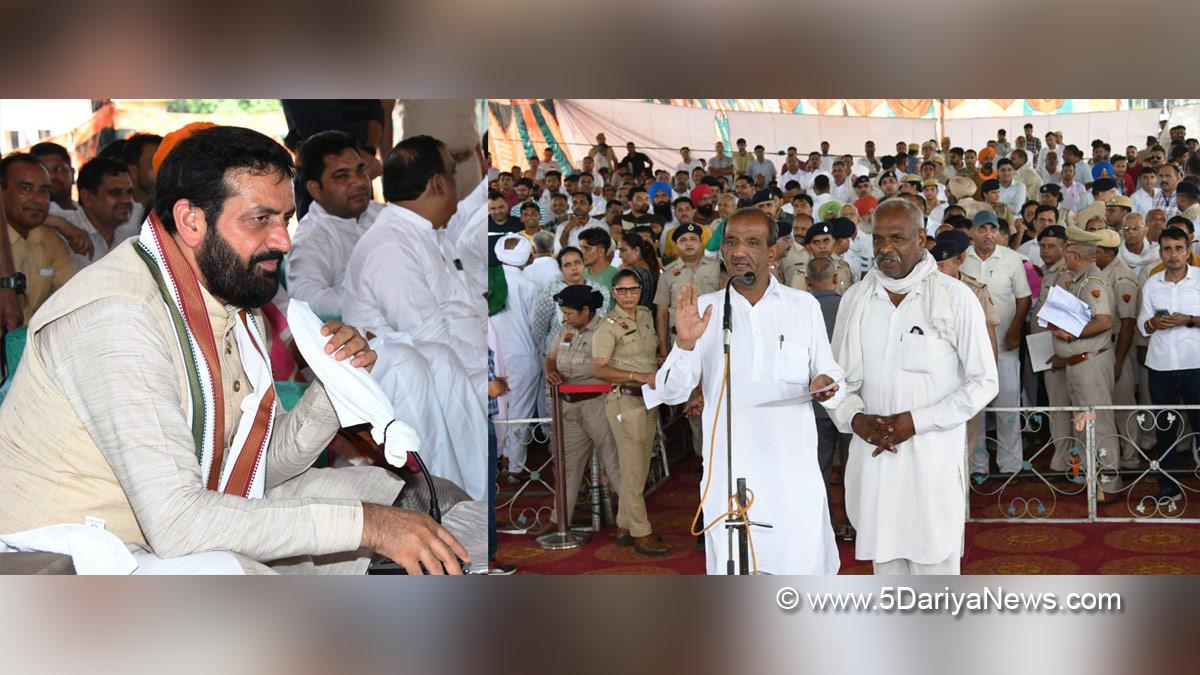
[1036,286,1092,337]
[757,379,842,407]
[642,384,662,410]
[1025,331,1055,373]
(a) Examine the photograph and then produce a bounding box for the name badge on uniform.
[39,267,55,277]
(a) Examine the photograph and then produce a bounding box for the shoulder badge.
[563,332,574,343]
[1091,288,1101,299]
[1122,293,1132,303]
[619,321,629,329]
[673,267,681,276]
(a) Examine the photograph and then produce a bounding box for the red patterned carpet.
[496,439,1200,575]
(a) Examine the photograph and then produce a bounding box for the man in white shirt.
[1058,163,1089,213]
[287,130,383,318]
[31,142,101,262]
[341,135,488,499]
[778,155,806,191]
[1119,212,1159,277]
[831,198,998,574]
[537,170,564,212]
[997,158,1026,218]
[554,191,607,253]
[523,230,562,288]
[676,147,704,183]
[1039,150,1062,186]
[1137,226,1200,502]
[1131,169,1160,217]
[962,211,1032,477]
[489,234,541,474]
[829,161,855,204]
[66,156,138,271]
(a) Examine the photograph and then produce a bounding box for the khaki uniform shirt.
[592,304,658,375]
[653,257,721,332]
[9,225,77,323]
[961,273,1001,327]
[549,315,605,384]
[1032,258,1069,334]
[778,241,812,287]
[1074,200,1107,230]
[1053,264,1111,358]
[790,254,852,294]
[1100,257,1140,340]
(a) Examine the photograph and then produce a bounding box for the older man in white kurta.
[831,198,998,575]
[657,208,845,575]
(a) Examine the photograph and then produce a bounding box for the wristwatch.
[0,272,26,295]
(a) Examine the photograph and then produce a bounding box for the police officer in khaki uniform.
[791,221,851,294]
[654,223,721,458]
[778,214,813,286]
[1073,177,1119,235]
[1048,227,1122,496]
[528,285,623,538]
[1092,226,1143,469]
[592,269,668,556]
[931,230,1001,465]
[768,219,795,284]
[828,217,858,291]
[1031,226,1078,472]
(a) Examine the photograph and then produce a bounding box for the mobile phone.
[1155,309,1169,317]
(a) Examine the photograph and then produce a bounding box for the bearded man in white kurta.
[830,198,998,575]
[657,208,845,575]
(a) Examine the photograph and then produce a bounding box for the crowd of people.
[487,121,1200,573]
[1,101,491,575]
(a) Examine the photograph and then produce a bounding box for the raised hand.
[673,284,713,349]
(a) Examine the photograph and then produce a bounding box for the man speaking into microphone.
[656,208,846,574]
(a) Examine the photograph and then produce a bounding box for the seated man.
[64,156,139,270]
[286,130,384,318]
[0,127,467,575]
[343,135,488,501]
[0,153,77,322]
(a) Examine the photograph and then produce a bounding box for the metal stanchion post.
[536,383,591,550]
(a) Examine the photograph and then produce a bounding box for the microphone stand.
[722,274,752,575]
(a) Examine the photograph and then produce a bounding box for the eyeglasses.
[612,286,642,295]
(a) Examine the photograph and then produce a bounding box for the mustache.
[875,253,901,265]
[248,250,286,267]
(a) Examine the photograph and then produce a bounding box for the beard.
[196,226,285,309]
[697,203,714,218]
[653,202,673,221]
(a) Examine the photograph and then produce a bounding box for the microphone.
[723,272,757,347]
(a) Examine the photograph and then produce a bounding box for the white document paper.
[1036,285,1092,337]
[1026,331,1056,373]
[641,384,662,409]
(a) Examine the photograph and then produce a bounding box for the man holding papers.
[1044,226,1122,497]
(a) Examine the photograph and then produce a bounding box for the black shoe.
[1157,480,1183,503]
[613,529,634,547]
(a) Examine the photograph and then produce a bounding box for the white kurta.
[657,278,846,575]
[343,204,485,375]
[286,200,383,318]
[489,265,541,470]
[522,256,562,288]
[342,204,488,498]
[830,274,998,565]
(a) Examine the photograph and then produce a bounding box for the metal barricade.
[967,404,1200,523]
